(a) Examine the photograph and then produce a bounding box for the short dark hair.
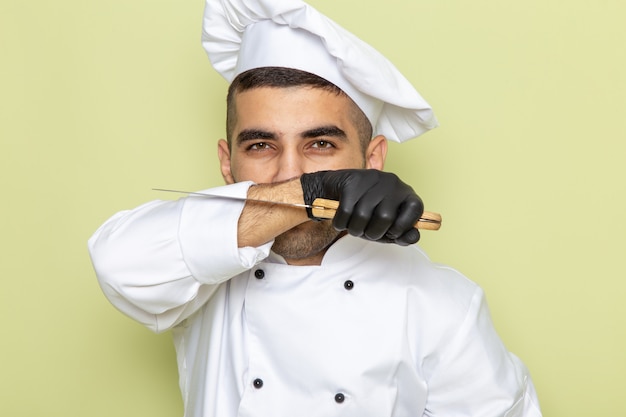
[226,67,373,152]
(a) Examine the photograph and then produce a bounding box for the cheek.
[314,153,366,171]
[230,157,275,183]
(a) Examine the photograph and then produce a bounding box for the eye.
[310,140,335,149]
[247,142,271,151]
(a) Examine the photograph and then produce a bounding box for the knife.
[153,188,442,231]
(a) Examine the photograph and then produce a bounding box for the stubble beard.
[271,220,341,262]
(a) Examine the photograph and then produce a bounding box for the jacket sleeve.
[87,182,273,333]
[424,286,542,417]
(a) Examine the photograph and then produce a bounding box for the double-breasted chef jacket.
[89,181,542,417]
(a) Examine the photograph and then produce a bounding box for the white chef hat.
[201,0,438,142]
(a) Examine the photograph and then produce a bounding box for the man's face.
[218,86,386,262]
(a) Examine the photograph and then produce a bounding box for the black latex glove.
[300,169,424,245]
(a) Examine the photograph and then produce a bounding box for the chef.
[88,0,542,416]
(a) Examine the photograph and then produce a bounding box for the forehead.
[232,86,360,133]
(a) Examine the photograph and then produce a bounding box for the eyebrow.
[236,129,276,145]
[301,125,348,142]
[235,125,348,145]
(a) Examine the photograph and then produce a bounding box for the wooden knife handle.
[312,198,442,231]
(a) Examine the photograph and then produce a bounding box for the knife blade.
[153,188,441,231]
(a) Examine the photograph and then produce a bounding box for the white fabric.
[88,183,542,417]
[201,0,438,142]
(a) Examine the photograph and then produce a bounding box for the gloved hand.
[300,169,424,245]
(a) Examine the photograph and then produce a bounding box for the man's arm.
[88,169,425,331]
[88,181,285,332]
[423,286,542,416]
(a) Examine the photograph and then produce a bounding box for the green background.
[2,0,625,415]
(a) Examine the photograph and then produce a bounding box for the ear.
[365,135,387,170]
[217,139,235,184]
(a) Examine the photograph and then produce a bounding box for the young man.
[88,1,542,416]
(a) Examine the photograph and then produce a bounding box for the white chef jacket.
[88,182,542,417]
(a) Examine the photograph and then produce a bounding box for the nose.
[273,148,304,182]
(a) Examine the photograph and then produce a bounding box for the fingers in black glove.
[300,169,424,245]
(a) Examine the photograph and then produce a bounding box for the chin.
[271,220,339,261]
